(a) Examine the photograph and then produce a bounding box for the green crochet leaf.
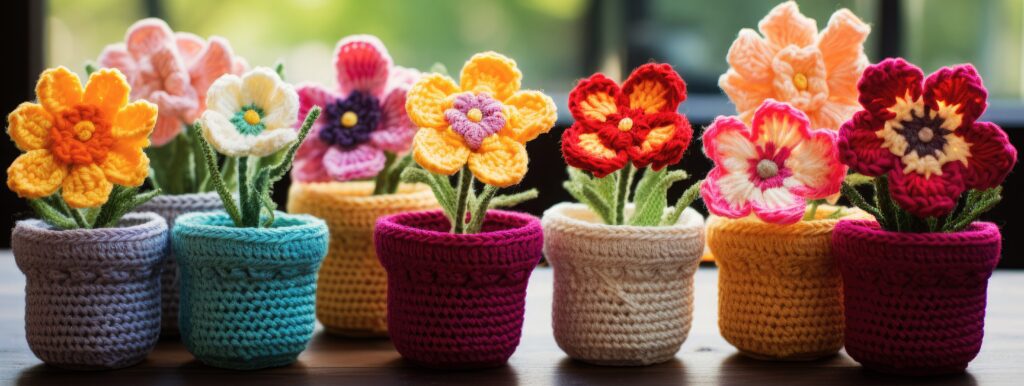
[628,169,686,226]
[489,188,538,209]
[662,179,702,226]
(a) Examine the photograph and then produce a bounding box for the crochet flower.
[292,35,420,182]
[562,63,692,177]
[99,18,247,146]
[702,99,846,224]
[199,67,300,157]
[719,1,870,130]
[7,67,157,208]
[406,52,557,187]
[838,58,1017,218]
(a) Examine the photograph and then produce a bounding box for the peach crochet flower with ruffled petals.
[719,1,870,130]
[99,18,247,146]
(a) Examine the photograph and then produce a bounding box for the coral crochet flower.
[720,1,870,130]
[562,63,692,177]
[7,67,157,208]
[293,35,420,182]
[838,58,1017,218]
[199,67,300,157]
[99,18,247,146]
[702,99,846,224]
[406,52,557,187]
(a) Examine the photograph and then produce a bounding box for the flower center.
[918,127,934,143]
[618,117,634,131]
[341,111,358,128]
[74,121,95,141]
[319,91,381,148]
[793,73,808,91]
[446,93,506,151]
[467,108,483,123]
[756,159,778,179]
[243,109,261,125]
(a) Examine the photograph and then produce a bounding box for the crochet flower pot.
[286,181,436,337]
[542,203,705,366]
[12,212,167,370]
[706,207,852,360]
[135,192,223,338]
[833,220,1001,375]
[173,211,328,370]
[375,210,543,369]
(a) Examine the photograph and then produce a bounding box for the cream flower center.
[918,127,934,143]
[341,111,358,128]
[467,108,483,123]
[756,159,779,179]
[74,121,95,141]
[793,73,808,91]
[618,117,634,131]
[243,109,261,125]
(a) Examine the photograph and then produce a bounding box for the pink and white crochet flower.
[702,99,846,224]
[292,35,420,182]
[99,18,247,146]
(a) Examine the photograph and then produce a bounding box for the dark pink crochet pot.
[832,220,1001,376]
[375,210,543,369]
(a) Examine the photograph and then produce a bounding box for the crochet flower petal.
[568,73,621,124]
[6,150,67,200]
[702,116,756,173]
[719,70,773,124]
[817,9,870,103]
[249,128,298,157]
[97,44,137,81]
[175,32,204,62]
[460,52,522,101]
[726,29,775,83]
[335,35,392,97]
[322,143,387,181]
[888,165,965,218]
[62,164,112,209]
[200,110,256,157]
[787,129,845,199]
[36,67,83,115]
[371,86,417,153]
[621,63,687,114]
[770,46,827,115]
[386,65,421,92]
[101,144,148,186]
[83,69,131,119]
[468,135,528,187]
[961,121,1017,190]
[923,64,988,131]
[857,58,924,120]
[750,187,805,225]
[188,36,236,107]
[758,1,817,49]
[501,90,557,143]
[750,99,811,150]
[111,100,158,146]
[630,112,692,171]
[412,127,471,175]
[203,73,242,117]
[292,129,331,182]
[701,167,753,219]
[837,110,895,177]
[7,103,53,151]
[812,101,859,132]
[151,114,183,147]
[406,73,460,129]
[297,83,338,127]
[243,68,298,130]
[561,122,628,178]
[125,18,175,60]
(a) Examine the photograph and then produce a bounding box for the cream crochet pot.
[541,203,705,366]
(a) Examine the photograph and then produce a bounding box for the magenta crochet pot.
[375,210,543,369]
[832,220,1001,376]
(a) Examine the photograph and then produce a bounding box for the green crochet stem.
[28,185,160,230]
[399,165,538,234]
[371,152,414,195]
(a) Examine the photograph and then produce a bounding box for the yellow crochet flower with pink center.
[7,67,156,208]
[406,52,557,187]
[719,1,870,130]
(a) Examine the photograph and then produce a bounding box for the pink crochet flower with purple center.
[445,93,506,150]
[292,35,420,182]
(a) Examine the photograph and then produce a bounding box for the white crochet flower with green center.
[201,67,299,157]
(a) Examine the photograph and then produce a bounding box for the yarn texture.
[12,212,167,369]
[542,203,705,366]
[135,192,223,337]
[173,211,328,370]
[375,210,543,368]
[833,220,1001,375]
[286,181,437,336]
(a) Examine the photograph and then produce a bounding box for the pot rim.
[706,205,865,238]
[834,219,1000,247]
[375,209,541,247]
[542,202,704,236]
[14,211,166,243]
[289,181,434,206]
[173,210,326,241]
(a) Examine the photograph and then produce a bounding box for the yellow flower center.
[243,109,261,125]
[467,108,484,123]
[341,111,358,128]
[793,73,809,91]
[73,121,95,141]
[918,127,935,143]
[618,117,634,132]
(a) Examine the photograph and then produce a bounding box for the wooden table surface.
[0,251,1021,386]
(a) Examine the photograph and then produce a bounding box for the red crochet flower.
[838,58,1017,218]
[562,63,693,177]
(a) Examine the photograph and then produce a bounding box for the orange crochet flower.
[719,1,870,130]
[406,52,557,187]
[7,67,156,208]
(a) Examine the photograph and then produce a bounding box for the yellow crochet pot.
[707,206,864,360]
[287,181,437,337]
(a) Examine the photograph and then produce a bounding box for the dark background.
[3,0,1022,267]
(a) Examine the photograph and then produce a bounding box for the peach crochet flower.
[406,52,557,187]
[719,1,870,130]
[99,18,247,146]
[7,67,157,208]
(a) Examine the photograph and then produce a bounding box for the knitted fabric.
[375,210,542,369]
[135,192,223,337]
[542,203,704,366]
[200,67,300,157]
[833,220,1001,375]
[173,211,328,370]
[12,212,167,369]
[286,181,437,337]
[707,207,858,360]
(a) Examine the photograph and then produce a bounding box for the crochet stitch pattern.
[375,210,543,368]
[286,181,437,336]
[542,203,704,366]
[173,211,328,370]
[833,220,1001,375]
[12,212,167,369]
[199,67,300,157]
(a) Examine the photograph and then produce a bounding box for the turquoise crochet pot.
[173,211,328,370]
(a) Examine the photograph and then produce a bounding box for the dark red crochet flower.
[838,58,1017,218]
[561,63,693,177]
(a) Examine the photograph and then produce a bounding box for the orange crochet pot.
[287,181,436,337]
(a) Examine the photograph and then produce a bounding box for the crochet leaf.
[27,197,77,229]
[191,122,243,225]
[92,185,160,228]
[465,185,498,234]
[661,179,702,226]
[944,187,1002,232]
[382,152,415,195]
[563,174,613,224]
[401,167,457,222]
[373,152,398,195]
[628,169,687,226]
[489,188,538,209]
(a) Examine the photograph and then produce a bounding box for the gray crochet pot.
[12,212,168,370]
[136,192,222,337]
